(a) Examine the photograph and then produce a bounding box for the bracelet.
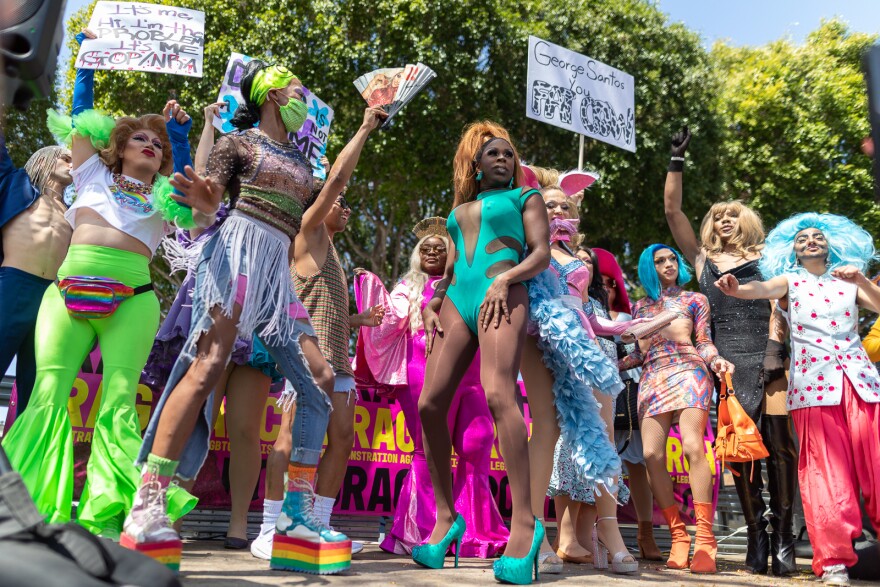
[668,158,684,172]
[670,156,685,161]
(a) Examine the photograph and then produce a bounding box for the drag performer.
[0,119,72,413]
[621,244,734,573]
[290,178,385,556]
[413,122,546,584]
[354,218,508,557]
[664,126,798,575]
[594,247,663,562]
[143,102,283,550]
[1,29,198,536]
[716,212,880,586]
[538,185,638,574]
[125,58,384,575]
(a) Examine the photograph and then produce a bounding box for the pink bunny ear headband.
[521,164,600,196]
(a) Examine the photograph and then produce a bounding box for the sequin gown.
[698,259,771,420]
[621,287,719,419]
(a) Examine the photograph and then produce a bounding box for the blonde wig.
[699,200,765,257]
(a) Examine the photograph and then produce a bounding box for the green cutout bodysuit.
[445,186,540,334]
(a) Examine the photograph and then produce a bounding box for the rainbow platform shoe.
[120,534,182,572]
[269,480,351,574]
[270,534,352,574]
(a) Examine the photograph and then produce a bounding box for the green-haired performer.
[124,58,385,574]
[0,30,198,539]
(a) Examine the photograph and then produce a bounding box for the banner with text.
[76,1,205,77]
[213,52,334,179]
[6,351,717,520]
[526,35,635,152]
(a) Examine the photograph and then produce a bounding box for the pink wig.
[593,247,631,314]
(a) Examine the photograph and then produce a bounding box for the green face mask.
[278,97,308,133]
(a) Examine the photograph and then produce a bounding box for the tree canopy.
[3,2,877,308]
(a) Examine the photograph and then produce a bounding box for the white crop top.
[67,153,171,254]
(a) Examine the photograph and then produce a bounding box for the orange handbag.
[714,372,769,480]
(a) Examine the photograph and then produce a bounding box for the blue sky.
[62,0,880,49]
[659,0,880,46]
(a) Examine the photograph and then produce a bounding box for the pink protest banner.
[6,349,719,522]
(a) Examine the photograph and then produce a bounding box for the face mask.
[277,96,308,133]
[549,217,580,243]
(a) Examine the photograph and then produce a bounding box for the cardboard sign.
[75,1,205,77]
[214,52,334,179]
[526,35,636,152]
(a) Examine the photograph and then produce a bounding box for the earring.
[475,170,483,181]
[507,177,514,188]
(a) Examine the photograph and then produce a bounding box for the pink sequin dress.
[354,272,508,557]
[621,287,719,419]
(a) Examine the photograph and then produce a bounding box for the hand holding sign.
[76,1,205,78]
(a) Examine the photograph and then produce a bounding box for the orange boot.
[660,505,691,569]
[690,501,718,574]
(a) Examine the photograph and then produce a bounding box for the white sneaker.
[351,540,364,555]
[250,530,273,560]
[122,480,178,544]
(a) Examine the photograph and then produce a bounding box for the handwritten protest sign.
[526,35,636,152]
[214,52,334,178]
[76,1,205,78]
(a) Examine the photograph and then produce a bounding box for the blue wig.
[759,213,877,279]
[638,244,692,301]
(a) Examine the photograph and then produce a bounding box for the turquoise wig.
[638,244,692,301]
[759,212,876,279]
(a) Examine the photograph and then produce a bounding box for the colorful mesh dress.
[621,287,719,419]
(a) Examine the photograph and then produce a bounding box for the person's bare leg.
[626,460,662,559]
[224,364,271,540]
[418,302,479,545]
[679,408,712,502]
[640,413,675,507]
[555,495,590,558]
[476,285,534,559]
[520,335,560,559]
[315,389,356,499]
[170,365,233,533]
[151,304,242,459]
[594,390,632,560]
[266,404,293,501]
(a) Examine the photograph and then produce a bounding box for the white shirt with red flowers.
[782,270,880,410]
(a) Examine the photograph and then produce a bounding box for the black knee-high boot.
[762,414,798,576]
[731,459,769,574]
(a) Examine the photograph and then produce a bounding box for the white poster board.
[75,1,205,78]
[214,53,334,179]
[526,35,635,153]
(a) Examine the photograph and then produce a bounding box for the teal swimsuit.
[446,186,540,334]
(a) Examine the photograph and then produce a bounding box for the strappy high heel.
[592,516,639,574]
[411,514,466,569]
[493,517,545,585]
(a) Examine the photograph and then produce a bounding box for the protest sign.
[214,52,334,179]
[76,1,205,77]
[526,35,636,153]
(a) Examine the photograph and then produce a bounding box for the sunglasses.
[420,245,447,255]
[336,197,351,210]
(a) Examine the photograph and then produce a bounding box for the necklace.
[112,173,153,196]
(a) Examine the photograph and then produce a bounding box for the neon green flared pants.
[1,245,196,533]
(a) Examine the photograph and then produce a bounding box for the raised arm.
[70,30,98,168]
[663,126,702,267]
[832,266,880,314]
[300,107,386,232]
[194,103,223,176]
[163,100,193,177]
[715,273,789,300]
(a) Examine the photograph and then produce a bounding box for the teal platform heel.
[411,514,466,569]
[493,517,545,585]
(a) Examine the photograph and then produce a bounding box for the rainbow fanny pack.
[57,276,154,319]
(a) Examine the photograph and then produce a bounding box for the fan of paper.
[353,63,437,127]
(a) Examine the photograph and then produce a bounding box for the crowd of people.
[1,31,879,587]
